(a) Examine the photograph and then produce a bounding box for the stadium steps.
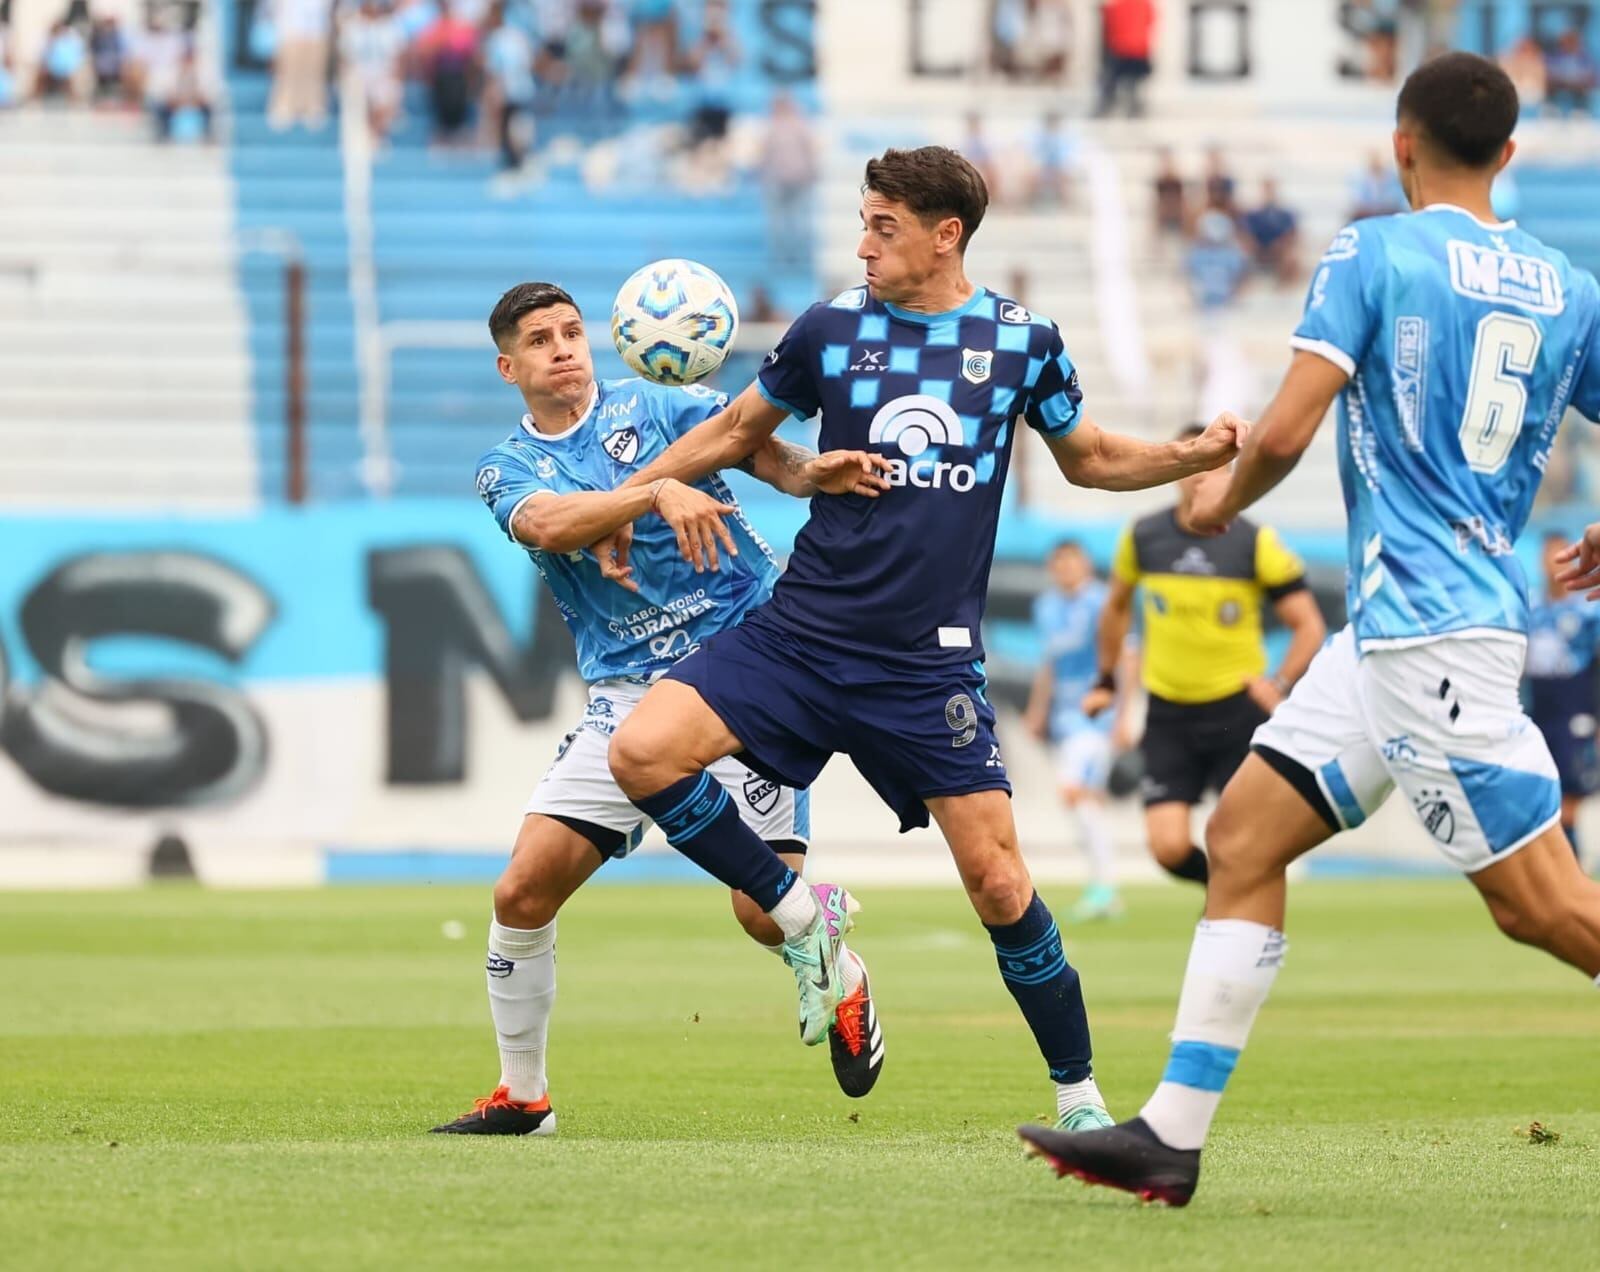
[0,107,257,508]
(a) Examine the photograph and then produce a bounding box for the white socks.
[1056,1075,1106,1121]
[1072,802,1116,886]
[487,917,557,1103]
[768,882,821,940]
[1139,919,1286,1151]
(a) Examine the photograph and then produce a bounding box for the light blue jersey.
[1034,581,1109,740]
[1526,593,1600,681]
[1293,204,1600,650]
[475,378,781,683]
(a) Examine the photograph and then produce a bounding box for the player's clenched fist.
[806,450,892,497]
[650,477,739,574]
[1188,411,1252,468]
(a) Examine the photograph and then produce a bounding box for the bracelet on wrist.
[648,479,666,513]
[1094,671,1116,693]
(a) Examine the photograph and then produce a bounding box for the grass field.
[1,880,1596,1271]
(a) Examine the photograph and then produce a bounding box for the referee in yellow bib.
[1084,427,1326,885]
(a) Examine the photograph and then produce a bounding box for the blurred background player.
[1025,539,1128,920]
[1084,436,1326,885]
[602,145,1248,1135]
[433,282,888,1135]
[1527,530,1600,868]
[1022,53,1600,1207]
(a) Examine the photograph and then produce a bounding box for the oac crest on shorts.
[743,774,780,816]
[1414,788,1456,844]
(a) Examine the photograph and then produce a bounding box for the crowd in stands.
[0,5,215,141]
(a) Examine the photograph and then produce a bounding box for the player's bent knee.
[967,861,1030,926]
[493,868,559,929]
[606,724,660,798]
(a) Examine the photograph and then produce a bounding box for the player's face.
[1050,548,1090,591]
[857,192,958,303]
[497,304,594,408]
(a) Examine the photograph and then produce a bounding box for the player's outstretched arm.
[1045,411,1250,492]
[625,383,790,490]
[1186,350,1348,533]
[746,437,892,499]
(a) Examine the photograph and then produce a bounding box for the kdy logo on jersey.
[961,348,993,385]
[602,427,641,464]
[850,348,887,372]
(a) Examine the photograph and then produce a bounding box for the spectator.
[1348,150,1404,220]
[1499,34,1547,115]
[683,0,740,186]
[1152,146,1187,249]
[1240,178,1298,286]
[267,0,335,131]
[559,0,628,123]
[1094,0,1154,118]
[0,20,17,109]
[36,20,90,102]
[1185,209,1247,311]
[481,0,536,167]
[759,90,815,268]
[136,7,190,127]
[1030,0,1072,80]
[90,15,132,105]
[744,285,786,324]
[1201,145,1235,216]
[623,0,678,103]
[154,48,215,143]
[339,0,405,145]
[992,0,1071,81]
[1544,29,1597,118]
[1345,0,1399,81]
[991,0,1028,77]
[414,0,482,143]
[959,112,1001,205]
[1027,111,1075,207]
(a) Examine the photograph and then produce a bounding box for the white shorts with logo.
[524,678,810,858]
[1054,729,1113,792]
[1252,625,1562,873]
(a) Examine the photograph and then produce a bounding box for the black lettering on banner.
[0,552,273,807]
[367,546,575,784]
[759,0,816,82]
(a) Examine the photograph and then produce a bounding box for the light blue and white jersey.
[1526,593,1600,681]
[475,377,781,683]
[1292,204,1600,651]
[1034,581,1109,740]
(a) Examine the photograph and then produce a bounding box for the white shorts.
[1054,729,1112,792]
[1253,626,1562,873]
[525,679,810,858]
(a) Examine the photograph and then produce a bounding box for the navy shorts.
[1535,710,1600,797]
[667,611,1011,832]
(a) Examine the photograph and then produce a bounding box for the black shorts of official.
[1139,689,1268,807]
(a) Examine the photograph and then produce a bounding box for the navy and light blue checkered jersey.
[756,285,1083,666]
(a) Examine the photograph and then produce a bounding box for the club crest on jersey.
[961,348,993,385]
[743,774,780,816]
[602,427,641,464]
[535,455,557,480]
[476,465,500,497]
[999,302,1031,323]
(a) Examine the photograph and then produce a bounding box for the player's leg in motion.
[1144,801,1209,885]
[1019,753,1331,1201]
[1471,825,1600,973]
[927,790,1109,1129]
[1060,732,1121,920]
[609,680,847,1044]
[431,814,602,1135]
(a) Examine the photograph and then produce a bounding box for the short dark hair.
[489,281,579,350]
[1397,52,1519,169]
[1051,538,1084,557]
[863,147,988,251]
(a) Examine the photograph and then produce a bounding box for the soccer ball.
[610,258,740,385]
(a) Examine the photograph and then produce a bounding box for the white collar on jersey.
[520,381,599,442]
[1421,202,1517,231]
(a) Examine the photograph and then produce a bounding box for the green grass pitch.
[1,879,1596,1270]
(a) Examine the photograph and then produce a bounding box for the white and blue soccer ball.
[610,258,740,385]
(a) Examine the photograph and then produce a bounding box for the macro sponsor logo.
[1447,240,1564,315]
[867,395,978,493]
